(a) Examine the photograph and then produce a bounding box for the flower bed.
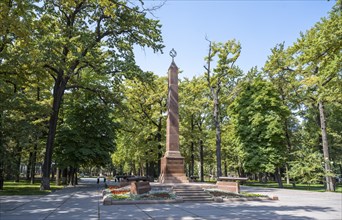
[103,185,180,205]
[108,185,130,195]
[205,188,268,198]
[132,191,176,200]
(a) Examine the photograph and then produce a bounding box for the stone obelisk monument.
[159,49,188,183]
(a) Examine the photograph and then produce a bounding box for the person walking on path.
[97,176,100,184]
[103,176,107,187]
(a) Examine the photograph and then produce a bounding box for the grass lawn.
[244,181,342,193]
[0,180,64,196]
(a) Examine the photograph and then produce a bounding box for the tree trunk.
[199,140,204,182]
[0,112,3,190]
[71,168,75,186]
[264,173,268,183]
[31,87,40,184]
[62,168,67,184]
[30,144,37,184]
[56,167,60,185]
[224,161,228,177]
[74,169,78,185]
[318,101,335,191]
[285,163,290,185]
[213,90,222,178]
[14,142,22,182]
[205,39,221,178]
[148,162,155,178]
[131,161,136,176]
[0,161,4,190]
[69,167,74,186]
[67,168,70,185]
[145,161,148,177]
[190,142,194,177]
[26,152,32,180]
[157,145,162,176]
[284,118,293,185]
[257,173,261,182]
[51,164,55,181]
[237,167,244,177]
[90,167,93,177]
[41,75,67,190]
[157,114,162,176]
[188,163,191,178]
[275,167,283,188]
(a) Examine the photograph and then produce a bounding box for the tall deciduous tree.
[229,75,290,187]
[113,74,167,177]
[55,89,116,185]
[0,0,41,189]
[287,2,341,191]
[204,38,241,177]
[32,1,164,189]
[179,76,210,180]
[264,43,300,184]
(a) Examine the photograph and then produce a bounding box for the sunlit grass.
[0,180,64,196]
[244,181,342,193]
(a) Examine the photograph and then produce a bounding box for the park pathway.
[1,178,341,220]
[0,181,101,220]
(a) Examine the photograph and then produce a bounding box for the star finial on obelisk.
[169,48,177,62]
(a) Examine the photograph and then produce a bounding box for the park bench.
[216,177,248,193]
[114,175,134,182]
[126,176,149,182]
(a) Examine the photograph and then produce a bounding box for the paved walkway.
[1,179,341,220]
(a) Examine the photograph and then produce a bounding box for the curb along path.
[1,179,341,220]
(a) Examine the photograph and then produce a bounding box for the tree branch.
[49,73,57,82]
[65,84,108,105]
[0,71,17,75]
[66,85,99,93]
[44,64,60,75]
[322,74,336,87]
[282,67,295,72]
[52,2,69,23]
[70,1,86,27]
[139,103,159,127]
[74,64,88,76]
[4,80,17,93]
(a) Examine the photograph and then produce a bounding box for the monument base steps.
[172,185,213,202]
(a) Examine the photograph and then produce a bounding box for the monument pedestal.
[159,156,188,183]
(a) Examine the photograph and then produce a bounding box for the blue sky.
[134,0,335,79]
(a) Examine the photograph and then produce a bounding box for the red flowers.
[108,185,130,195]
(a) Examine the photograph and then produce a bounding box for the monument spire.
[159,49,188,183]
[169,48,177,63]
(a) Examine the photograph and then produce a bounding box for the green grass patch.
[205,189,267,198]
[240,192,268,197]
[245,181,342,193]
[0,180,64,196]
[110,194,130,200]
